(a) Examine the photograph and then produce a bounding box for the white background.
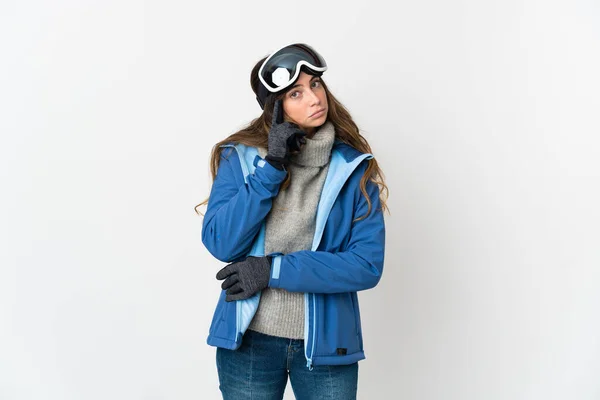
[1,0,599,399]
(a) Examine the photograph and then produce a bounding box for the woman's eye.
[290,81,320,98]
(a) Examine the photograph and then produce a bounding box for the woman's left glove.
[216,256,272,302]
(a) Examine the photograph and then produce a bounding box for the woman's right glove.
[264,99,307,170]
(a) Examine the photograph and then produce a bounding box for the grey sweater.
[247,121,336,338]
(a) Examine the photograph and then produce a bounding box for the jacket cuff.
[253,155,287,181]
[268,255,283,288]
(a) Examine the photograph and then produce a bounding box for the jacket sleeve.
[201,147,287,263]
[267,169,386,293]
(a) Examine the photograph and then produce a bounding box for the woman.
[196,43,389,400]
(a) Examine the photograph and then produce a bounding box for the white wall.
[1,0,599,399]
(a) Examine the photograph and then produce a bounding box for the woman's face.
[281,71,328,137]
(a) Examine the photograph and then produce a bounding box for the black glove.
[216,256,273,302]
[265,99,307,170]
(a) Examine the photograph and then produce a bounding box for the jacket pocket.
[315,293,361,357]
[350,292,360,336]
[209,290,237,340]
[350,292,364,351]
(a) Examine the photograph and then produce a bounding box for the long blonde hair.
[195,56,389,222]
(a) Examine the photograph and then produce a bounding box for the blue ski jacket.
[202,139,386,370]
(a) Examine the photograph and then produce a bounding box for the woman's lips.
[310,109,325,118]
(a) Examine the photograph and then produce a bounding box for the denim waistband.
[245,328,305,345]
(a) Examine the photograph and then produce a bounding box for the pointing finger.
[272,99,283,126]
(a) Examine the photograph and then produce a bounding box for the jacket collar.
[332,139,367,163]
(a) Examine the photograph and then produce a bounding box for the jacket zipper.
[303,292,311,370]
[236,301,241,341]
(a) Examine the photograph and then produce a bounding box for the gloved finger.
[287,131,306,152]
[221,274,239,290]
[226,290,251,302]
[272,99,283,126]
[225,282,243,295]
[228,287,263,301]
[294,133,307,149]
[288,139,300,153]
[216,263,236,280]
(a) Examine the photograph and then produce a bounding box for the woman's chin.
[304,115,327,128]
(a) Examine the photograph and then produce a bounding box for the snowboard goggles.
[256,43,328,109]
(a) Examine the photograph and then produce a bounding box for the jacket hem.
[207,333,240,350]
[311,351,366,366]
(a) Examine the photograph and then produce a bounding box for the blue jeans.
[216,329,359,399]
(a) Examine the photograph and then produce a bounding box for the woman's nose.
[306,89,320,105]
